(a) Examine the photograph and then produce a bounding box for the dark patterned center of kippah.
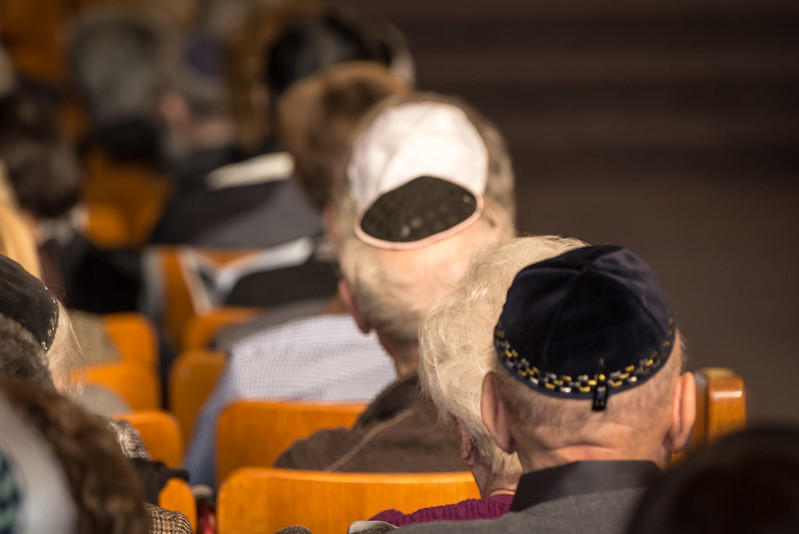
[360,176,478,243]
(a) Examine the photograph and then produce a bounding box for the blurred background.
[2,0,798,423]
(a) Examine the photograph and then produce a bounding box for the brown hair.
[0,380,149,534]
[278,61,410,211]
[223,0,323,152]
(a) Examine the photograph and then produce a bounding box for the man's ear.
[456,419,477,466]
[338,278,371,334]
[481,372,515,454]
[665,371,697,452]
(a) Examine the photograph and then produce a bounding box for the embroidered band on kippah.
[492,245,677,411]
[494,315,675,398]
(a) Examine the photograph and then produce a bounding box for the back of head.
[0,379,148,534]
[337,93,516,353]
[68,6,161,125]
[223,0,324,152]
[163,28,227,122]
[0,90,81,219]
[263,5,413,108]
[334,91,516,245]
[490,245,692,467]
[278,61,411,212]
[626,426,799,534]
[420,236,587,482]
[67,6,162,160]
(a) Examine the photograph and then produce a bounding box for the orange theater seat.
[690,367,746,449]
[216,400,365,485]
[82,362,161,410]
[181,307,260,351]
[102,312,159,368]
[217,468,480,534]
[168,350,227,450]
[114,410,183,468]
[159,478,197,533]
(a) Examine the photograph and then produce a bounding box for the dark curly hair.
[0,380,149,534]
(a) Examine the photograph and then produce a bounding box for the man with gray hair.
[395,244,697,533]
[274,93,517,472]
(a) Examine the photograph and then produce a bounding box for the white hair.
[48,301,85,396]
[493,332,687,452]
[419,236,588,477]
[338,211,514,349]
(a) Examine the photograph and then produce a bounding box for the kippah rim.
[494,314,676,399]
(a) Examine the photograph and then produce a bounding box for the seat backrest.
[690,367,747,449]
[114,409,184,468]
[181,307,261,351]
[143,246,262,350]
[82,362,161,410]
[216,400,366,485]
[102,312,158,368]
[85,203,131,247]
[217,468,480,534]
[168,350,227,449]
[159,478,197,533]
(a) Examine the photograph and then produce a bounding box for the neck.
[188,119,234,150]
[379,335,419,378]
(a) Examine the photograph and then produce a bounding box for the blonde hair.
[420,236,587,477]
[0,203,41,278]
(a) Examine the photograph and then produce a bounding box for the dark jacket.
[275,373,466,473]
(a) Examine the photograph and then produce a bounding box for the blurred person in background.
[273,92,516,472]
[184,61,410,488]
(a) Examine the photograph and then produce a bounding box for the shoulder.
[144,503,193,534]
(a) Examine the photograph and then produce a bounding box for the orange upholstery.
[85,203,131,247]
[102,312,158,368]
[216,400,365,484]
[181,307,261,351]
[168,351,227,449]
[145,246,262,351]
[82,151,172,247]
[217,468,480,534]
[690,367,746,449]
[114,410,183,468]
[159,478,198,533]
[82,362,161,410]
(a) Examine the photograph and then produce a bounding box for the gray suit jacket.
[394,461,659,534]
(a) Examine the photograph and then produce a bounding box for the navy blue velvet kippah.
[494,245,676,410]
[0,256,59,351]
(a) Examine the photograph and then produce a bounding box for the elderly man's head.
[419,236,587,494]
[483,245,696,471]
[335,94,516,374]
